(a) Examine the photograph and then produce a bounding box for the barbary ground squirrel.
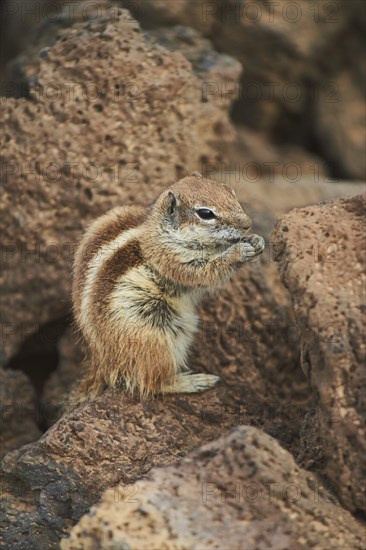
[70,173,265,407]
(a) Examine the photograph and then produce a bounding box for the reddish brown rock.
[222,127,329,184]
[273,194,366,514]
[1,2,364,546]
[314,71,365,180]
[61,426,365,550]
[41,331,83,426]
[1,248,314,548]
[0,367,41,459]
[38,178,366,418]
[128,0,365,180]
[0,6,240,365]
[1,0,67,78]
[148,25,241,85]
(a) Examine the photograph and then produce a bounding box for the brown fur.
[141,176,253,287]
[91,239,143,321]
[68,174,264,409]
[73,206,146,317]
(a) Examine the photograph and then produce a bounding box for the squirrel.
[69,173,265,407]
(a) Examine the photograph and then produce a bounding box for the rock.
[272,194,366,514]
[0,367,41,459]
[127,0,366,180]
[124,0,203,30]
[1,0,66,79]
[41,331,83,426]
[312,2,365,180]
[1,2,364,545]
[314,71,366,180]
[234,178,366,231]
[297,406,326,472]
[0,6,240,365]
[1,248,315,548]
[221,127,330,183]
[61,426,365,549]
[148,25,241,85]
[38,179,365,419]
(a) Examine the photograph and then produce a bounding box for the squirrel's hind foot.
[162,373,220,394]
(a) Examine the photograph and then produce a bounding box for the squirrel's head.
[151,174,253,249]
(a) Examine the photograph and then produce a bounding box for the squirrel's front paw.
[247,234,265,255]
[237,234,265,261]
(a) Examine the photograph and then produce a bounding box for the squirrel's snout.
[241,215,252,230]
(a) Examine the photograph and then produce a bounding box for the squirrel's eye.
[196,208,216,220]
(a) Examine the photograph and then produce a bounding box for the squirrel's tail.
[61,362,105,414]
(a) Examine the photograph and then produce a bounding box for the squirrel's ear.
[167,191,179,215]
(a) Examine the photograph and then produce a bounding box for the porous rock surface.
[41,331,84,426]
[0,6,240,365]
[0,368,41,459]
[128,0,366,179]
[61,426,365,550]
[1,3,364,547]
[273,194,366,514]
[0,253,313,549]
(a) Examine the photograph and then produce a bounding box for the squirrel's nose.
[241,215,252,230]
